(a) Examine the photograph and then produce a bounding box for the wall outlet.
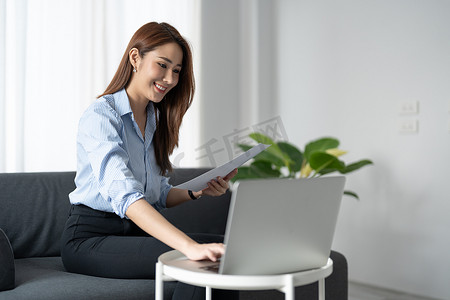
[399,101,419,115]
[399,119,418,133]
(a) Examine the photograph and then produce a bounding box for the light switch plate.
[399,119,418,133]
[399,101,419,115]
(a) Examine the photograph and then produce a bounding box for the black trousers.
[60,204,238,300]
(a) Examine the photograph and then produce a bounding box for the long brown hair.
[98,22,195,174]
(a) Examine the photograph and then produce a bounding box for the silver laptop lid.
[219,176,345,275]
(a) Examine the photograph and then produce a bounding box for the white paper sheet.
[175,143,271,191]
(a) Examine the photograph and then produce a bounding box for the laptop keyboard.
[200,263,220,273]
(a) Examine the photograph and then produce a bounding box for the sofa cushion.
[0,257,176,300]
[0,172,75,258]
[0,228,15,291]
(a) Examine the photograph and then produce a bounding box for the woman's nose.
[163,71,175,85]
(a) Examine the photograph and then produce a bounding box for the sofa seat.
[0,256,177,300]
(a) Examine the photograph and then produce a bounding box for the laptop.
[165,176,345,275]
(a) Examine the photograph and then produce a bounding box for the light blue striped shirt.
[69,88,172,218]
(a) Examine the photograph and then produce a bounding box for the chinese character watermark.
[173,116,288,168]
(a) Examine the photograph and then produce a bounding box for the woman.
[61,22,238,299]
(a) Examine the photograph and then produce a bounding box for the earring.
[133,67,137,73]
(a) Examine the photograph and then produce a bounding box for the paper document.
[175,143,271,191]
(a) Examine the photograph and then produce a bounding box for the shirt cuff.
[117,192,145,219]
[155,184,172,211]
[108,179,145,218]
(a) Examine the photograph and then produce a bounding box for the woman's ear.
[129,48,140,70]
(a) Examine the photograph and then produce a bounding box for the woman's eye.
[173,69,180,74]
[158,63,167,69]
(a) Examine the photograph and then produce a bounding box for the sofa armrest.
[0,228,15,291]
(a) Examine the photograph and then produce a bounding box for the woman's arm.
[141,168,237,260]
[165,188,200,208]
[126,199,224,261]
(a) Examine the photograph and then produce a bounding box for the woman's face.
[129,42,183,103]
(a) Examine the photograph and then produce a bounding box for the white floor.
[349,281,441,300]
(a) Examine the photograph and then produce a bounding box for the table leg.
[155,262,163,300]
[284,274,295,300]
[206,286,212,300]
[318,278,325,300]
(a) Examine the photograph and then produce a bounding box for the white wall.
[199,0,280,167]
[276,0,450,299]
[201,0,450,299]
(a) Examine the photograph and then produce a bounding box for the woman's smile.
[154,82,167,93]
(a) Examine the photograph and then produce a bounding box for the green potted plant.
[232,132,373,199]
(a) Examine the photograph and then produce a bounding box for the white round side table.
[155,250,333,300]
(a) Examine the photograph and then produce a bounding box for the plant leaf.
[304,137,339,161]
[325,148,347,157]
[237,142,284,168]
[249,132,292,167]
[309,152,345,174]
[277,141,303,173]
[252,151,286,168]
[231,166,261,182]
[340,159,373,174]
[250,161,282,178]
[317,167,338,176]
[237,144,253,152]
[344,190,359,200]
[249,132,275,145]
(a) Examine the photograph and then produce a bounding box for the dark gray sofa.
[0,168,348,299]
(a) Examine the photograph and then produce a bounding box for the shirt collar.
[113,88,156,143]
[113,89,133,117]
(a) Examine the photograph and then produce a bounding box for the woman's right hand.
[126,200,225,262]
[183,242,225,262]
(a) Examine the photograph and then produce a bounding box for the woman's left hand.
[197,168,238,197]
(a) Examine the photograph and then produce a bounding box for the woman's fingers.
[185,243,225,261]
[206,247,224,262]
[198,169,238,197]
[208,178,227,194]
[223,168,238,181]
